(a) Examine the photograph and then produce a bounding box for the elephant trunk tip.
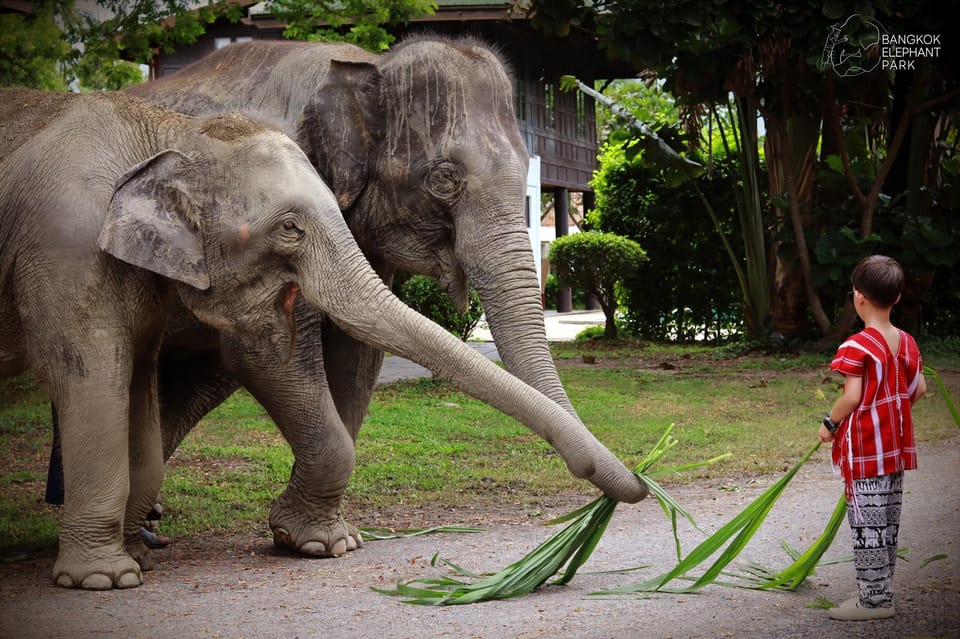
[578,457,649,504]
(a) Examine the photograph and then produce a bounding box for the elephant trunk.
[300,233,647,504]
[470,239,575,416]
[455,205,577,418]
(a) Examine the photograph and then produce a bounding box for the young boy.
[819,254,927,621]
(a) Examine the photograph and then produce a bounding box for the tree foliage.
[266,0,436,52]
[549,232,647,339]
[518,0,960,341]
[0,1,244,91]
[1,0,430,91]
[0,5,71,90]
[590,142,744,342]
[593,78,679,143]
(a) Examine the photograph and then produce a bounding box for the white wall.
[526,154,542,284]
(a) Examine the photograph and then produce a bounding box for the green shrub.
[549,232,647,339]
[397,275,484,341]
[590,143,744,342]
[543,273,590,311]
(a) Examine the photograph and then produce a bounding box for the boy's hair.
[852,255,904,308]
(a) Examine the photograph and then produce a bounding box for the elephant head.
[296,36,578,417]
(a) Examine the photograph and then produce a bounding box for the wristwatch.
[822,414,841,433]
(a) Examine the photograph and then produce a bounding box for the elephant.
[120,35,644,549]
[0,88,646,589]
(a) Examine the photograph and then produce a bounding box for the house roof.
[245,1,527,28]
[0,1,33,14]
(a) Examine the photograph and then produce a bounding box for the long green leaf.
[375,424,727,605]
[730,494,846,590]
[593,441,822,596]
[925,366,960,427]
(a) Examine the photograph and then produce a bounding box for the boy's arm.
[914,369,928,402]
[819,374,862,443]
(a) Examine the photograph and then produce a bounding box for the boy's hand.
[818,423,835,443]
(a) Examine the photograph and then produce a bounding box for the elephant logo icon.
[820,14,884,77]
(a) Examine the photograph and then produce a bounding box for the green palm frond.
[591,441,822,597]
[726,494,846,590]
[925,366,960,427]
[375,424,726,605]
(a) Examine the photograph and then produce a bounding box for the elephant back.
[0,89,80,165]
[126,40,376,133]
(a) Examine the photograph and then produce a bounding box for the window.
[543,82,555,129]
[575,91,586,137]
[515,78,527,121]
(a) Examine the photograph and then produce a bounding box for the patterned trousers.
[847,471,903,608]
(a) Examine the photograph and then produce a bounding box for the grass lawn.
[2,339,957,558]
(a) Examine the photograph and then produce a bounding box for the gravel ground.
[2,439,958,639]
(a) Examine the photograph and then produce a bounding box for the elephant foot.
[124,531,157,572]
[269,504,362,557]
[52,547,143,590]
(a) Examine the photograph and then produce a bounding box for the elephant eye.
[275,216,305,242]
[422,160,465,204]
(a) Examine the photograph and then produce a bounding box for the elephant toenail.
[80,573,113,590]
[117,571,142,588]
[299,541,328,555]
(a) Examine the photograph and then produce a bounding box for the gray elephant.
[122,36,643,551]
[0,88,645,589]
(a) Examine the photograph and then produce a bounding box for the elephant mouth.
[440,272,470,313]
[437,253,469,313]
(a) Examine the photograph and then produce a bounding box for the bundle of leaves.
[375,426,728,605]
[591,440,824,597]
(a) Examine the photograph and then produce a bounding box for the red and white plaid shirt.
[830,327,923,500]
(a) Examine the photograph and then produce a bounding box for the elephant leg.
[221,324,361,558]
[321,320,385,440]
[157,349,240,461]
[48,351,142,590]
[123,344,166,572]
[44,349,238,512]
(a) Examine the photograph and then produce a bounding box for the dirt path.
[2,439,958,639]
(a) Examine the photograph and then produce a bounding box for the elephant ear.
[297,59,382,211]
[98,150,210,290]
